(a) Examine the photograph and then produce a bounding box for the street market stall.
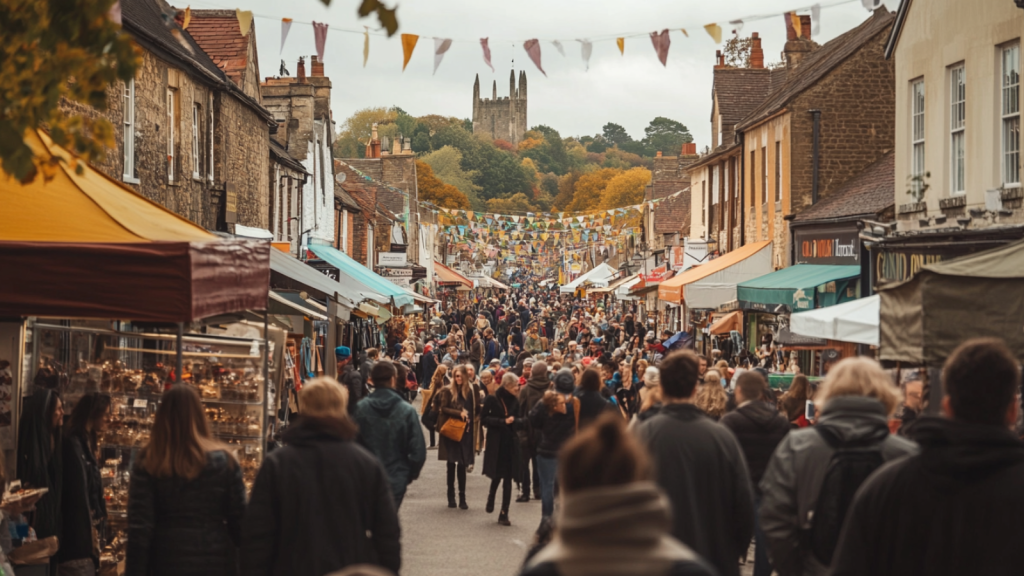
[559,262,619,293]
[735,264,861,312]
[791,295,879,346]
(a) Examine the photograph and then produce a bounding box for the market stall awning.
[434,262,474,288]
[709,310,743,335]
[737,264,860,311]
[269,291,328,321]
[307,245,434,308]
[270,249,364,309]
[0,130,269,322]
[791,295,879,346]
[590,273,639,295]
[658,241,773,308]
[560,263,619,293]
[475,275,510,290]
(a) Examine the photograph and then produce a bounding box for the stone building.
[60,0,274,232]
[260,56,336,252]
[870,0,1024,286]
[472,70,528,144]
[334,158,400,268]
[643,144,700,253]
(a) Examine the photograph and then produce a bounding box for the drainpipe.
[810,110,821,205]
[738,132,745,246]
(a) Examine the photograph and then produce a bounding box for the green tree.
[599,167,651,209]
[602,123,633,147]
[334,107,397,158]
[641,117,693,156]
[540,172,559,197]
[723,35,752,68]
[420,146,482,208]
[416,160,470,209]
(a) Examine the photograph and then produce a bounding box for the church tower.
[472,70,527,144]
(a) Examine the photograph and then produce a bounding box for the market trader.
[336,346,366,415]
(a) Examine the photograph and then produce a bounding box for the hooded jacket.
[518,367,551,455]
[758,396,917,576]
[17,387,62,539]
[720,400,792,493]
[241,417,400,576]
[635,402,754,576]
[830,416,1024,576]
[354,387,427,505]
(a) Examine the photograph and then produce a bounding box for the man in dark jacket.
[517,360,549,502]
[336,346,365,415]
[528,369,579,523]
[483,328,501,366]
[635,350,754,576]
[720,371,790,576]
[354,361,427,508]
[830,338,1024,576]
[242,378,400,576]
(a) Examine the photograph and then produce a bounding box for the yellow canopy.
[2,130,214,243]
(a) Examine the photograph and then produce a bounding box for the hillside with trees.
[333,106,693,213]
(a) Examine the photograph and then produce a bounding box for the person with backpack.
[527,368,580,526]
[758,357,917,576]
[830,339,1024,576]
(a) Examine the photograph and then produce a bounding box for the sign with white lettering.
[793,226,860,265]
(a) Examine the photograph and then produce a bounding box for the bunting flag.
[433,38,452,74]
[729,20,744,35]
[616,38,624,55]
[650,29,670,66]
[401,34,419,71]
[551,40,566,57]
[107,0,122,25]
[789,12,802,38]
[236,9,253,37]
[811,4,821,36]
[182,6,191,29]
[704,23,722,44]
[680,29,688,38]
[363,27,370,67]
[281,18,292,54]
[578,39,592,71]
[480,38,494,72]
[523,39,546,77]
[312,21,328,62]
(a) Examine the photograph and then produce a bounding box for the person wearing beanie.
[528,368,582,524]
[335,346,365,415]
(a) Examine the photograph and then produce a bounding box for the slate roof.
[269,139,307,174]
[651,182,690,234]
[712,69,773,125]
[122,0,225,85]
[736,9,895,131]
[184,9,252,88]
[793,151,894,222]
[335,160,404,218]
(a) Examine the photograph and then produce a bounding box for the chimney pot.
[311,55,325,77]
[681,143,697,155]
[296,57,306,82]
[800,15,812,39]
[750,31,765,69]
[656,151,663,158]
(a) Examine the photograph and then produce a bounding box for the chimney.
[402,137,413,154]
[678,143,699,170]
[311,55,325,77]
[714,50,728,69]
[681,143,697,155]
[296,57,306,82]
[783,15,815,69]
[391,135,401,155]
[366,123,382,158]
[750,32,764,69]
[656,151,663,158]
[800,15,812,40]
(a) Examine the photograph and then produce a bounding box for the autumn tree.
[553,171,582,211]
[334,107,397,158]
[419,146,482,209]
[723,35,752,68]
[416,160,469,209]
[566,168,622,212]
[486,193,537,214]
[599,167,652,209]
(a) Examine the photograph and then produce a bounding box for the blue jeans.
[536,455,559,518]
[754,493,772,576]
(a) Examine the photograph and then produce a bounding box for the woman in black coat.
[59,393,111,573]
[481,373,521,526]
[17,385,63,542]
[126,386,245,576]
[437,364,476,510]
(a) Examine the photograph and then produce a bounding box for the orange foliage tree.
[566,168,622,212]
[416,160,470,209]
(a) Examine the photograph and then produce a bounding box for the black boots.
[498,510,511,526]
[459,493,469,510]
[516,492,530,503]
[447,488,456,509]
[486,491,496,513]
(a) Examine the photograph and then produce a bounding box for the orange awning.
[709,310,743,335]
[657,241,773,307]
[434,262,473,288]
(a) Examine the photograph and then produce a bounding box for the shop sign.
[794,227,860,265]
[671,239,710,270]
[389,277,412,287]
[307,260,339,282]
[378,252,407,266]
[642,265,670,284]
[390,243,408,253]
[378,267,413,277]
[876,251,944,284]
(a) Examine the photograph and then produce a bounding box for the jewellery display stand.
[29,322,281,576]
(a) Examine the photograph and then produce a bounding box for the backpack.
[806,426,885,566]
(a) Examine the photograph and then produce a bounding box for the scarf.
[526,482,699,576]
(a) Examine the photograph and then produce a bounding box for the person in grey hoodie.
[758,357,917,576]
[354,361,427,508]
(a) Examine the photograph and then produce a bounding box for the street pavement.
[400,394,539,576]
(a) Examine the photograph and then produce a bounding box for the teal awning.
[737,265,860,311]
[307,245,416,308]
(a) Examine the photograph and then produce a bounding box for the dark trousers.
[489,476,513,513]
[754,493,772,576]
[521,452,540,497]
[446,462,467,498]
[428,428,436,447]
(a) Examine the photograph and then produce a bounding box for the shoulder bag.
[440,416,466,442]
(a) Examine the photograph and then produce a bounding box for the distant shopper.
[575,368,616,428]
[517,359,548,502]
[777,374,812,427]
[337,346,366,415]
[831,339,1024,576]
[437,365,476,510]
[242,378,400,576]
[720,372,790,576]
[694,370,729,421]
[528,369,580,524]
[759,357,916,576]
[17,387,63,543]
[520,413,716,576]
[635,350,754,576]
[60,392,111,574]
[354,361,426,508]
[127,386,245,576]
[481,373,522,526]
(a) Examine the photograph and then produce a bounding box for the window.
[208,95,215,183]
[911,79,926,193]
[341,209,349,253]
[950,64,966,194]
[775,142,782,202]
[123,79,136,182]
[191,104,201,179]
[166,88,176,182]
[367,225,375,266]
[761,147,767,205]
[1003,45,1020,186]
[750,151,756,206]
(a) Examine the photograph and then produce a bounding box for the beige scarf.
[525,482,701,576]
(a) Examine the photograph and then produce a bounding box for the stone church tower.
[472,70,527,144]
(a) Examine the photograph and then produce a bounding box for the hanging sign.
[378,252,408,266]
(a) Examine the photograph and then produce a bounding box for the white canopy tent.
[559,263,619,293]
[790,295,879,346]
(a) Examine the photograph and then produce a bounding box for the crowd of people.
[7,288,1024,576]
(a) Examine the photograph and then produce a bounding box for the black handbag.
[421,407,438,429]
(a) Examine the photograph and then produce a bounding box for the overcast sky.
[188,0,899,147]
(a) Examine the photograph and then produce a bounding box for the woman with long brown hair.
[437,364,476,509]
[694,370,729,421]
[60,392,111,574]
[778,374,812,427]
[126,386,245,576]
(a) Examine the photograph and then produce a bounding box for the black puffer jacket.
[126,450,245,576]
[240,417,401,576]
[720,400,791,494]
